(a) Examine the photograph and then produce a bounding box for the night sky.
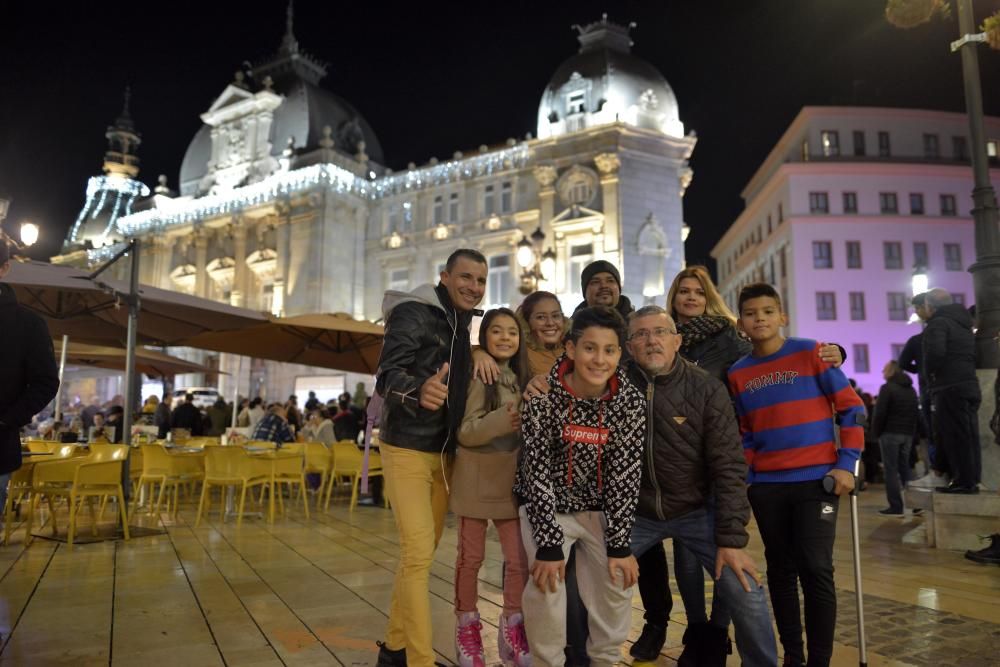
[2,0,999,270]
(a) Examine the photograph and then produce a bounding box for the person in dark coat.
[170,393,204,436]
[872,361,920,515]
[923,288,981,493]
[0,240,60,510]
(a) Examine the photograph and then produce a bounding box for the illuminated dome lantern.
[536,15,684,140]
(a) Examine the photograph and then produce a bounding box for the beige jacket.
[450,364,522,519]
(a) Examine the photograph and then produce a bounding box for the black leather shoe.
[629,623,666,661]
[965,533,1000,564]
[376,641,407,667]
[936,483,979,494]
[677,622,705,667]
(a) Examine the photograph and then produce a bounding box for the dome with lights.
[179,4,383,197]
[536,15,683,140]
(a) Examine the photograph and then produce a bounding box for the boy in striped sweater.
[727,283,864,667]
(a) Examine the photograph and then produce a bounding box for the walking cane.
[824,460,867,667]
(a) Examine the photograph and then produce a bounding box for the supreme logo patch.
[562,423,610,446]
[673,416,687,425]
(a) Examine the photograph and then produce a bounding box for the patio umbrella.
[54,340,224,378]
[6,259,267,346]
[179,312,384,374]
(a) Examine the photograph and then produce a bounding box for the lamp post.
[516,225,556,295]
[953,0,1000,367]
[20,221,39,247]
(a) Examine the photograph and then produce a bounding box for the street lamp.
[911,264,928,296]
[516,225,556,294]
[20,221,39,247]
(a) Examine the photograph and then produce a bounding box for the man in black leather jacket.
[374,248,487,667]
[923,288,982,493]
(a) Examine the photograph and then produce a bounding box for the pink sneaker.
[455,611,486,667]
[498,612,532,667]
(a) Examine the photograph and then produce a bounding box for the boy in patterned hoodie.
[514,306,646,667]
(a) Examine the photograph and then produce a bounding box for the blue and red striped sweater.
[727,337,865,484]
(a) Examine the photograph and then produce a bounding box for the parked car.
[173,387,221,409]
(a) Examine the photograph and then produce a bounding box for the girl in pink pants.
[452,308,532,667]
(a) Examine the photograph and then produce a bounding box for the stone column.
[274,203,291,316]
[194,228,209,299]
[594,153,622,266]
[533,165,559,291]
[231,216,247,308]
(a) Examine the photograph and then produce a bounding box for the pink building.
[712,107,1000,394]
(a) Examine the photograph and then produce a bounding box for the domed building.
[55,10,696,402]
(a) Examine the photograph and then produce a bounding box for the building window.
[816,292,837,320]
[878,131,891,157]
[852,344,870,374]
[952,293,966,306]
[883,241,903,269]
[953,136,968,161]
[484,185,495,216]
[567,91,585,114]
[850,292,866,320]
[944,243,963,270]
[909,193,924,215]
[500,181,513,213]
[891,343,906,360]
[940,194,957,216]
[853,130,866,156]
[388,268,409,292]
[486,254,511,307]
[778,203,784,223]
[989,140,998,158]
[913,242,929,269]
[801,141,810,161]
[879,192,898,214]
[812,241,833,269]
[767,215,773,234]
[387,206,400,234]
[846,241,862,269]
[449,193,460,222]
[433,196,443,225]
[843,192,858,214]
[923,133,940,159]
[780,247,787,278]
[821,130,840,157]
[888,292,909,321]
[568,242,594,294]
[401,201,413,232]
[809,192,829,213]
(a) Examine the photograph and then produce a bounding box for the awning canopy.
[179,313,384,374]
[6,259,267,346]
[55,340,222,378]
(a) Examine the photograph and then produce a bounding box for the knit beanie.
[580,260,622,294]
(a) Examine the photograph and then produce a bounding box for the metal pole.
[122,239,141,447]
[231,355,243,429]
[53,334,69,421]
[849,463,868,667]
[955,0,1000,368]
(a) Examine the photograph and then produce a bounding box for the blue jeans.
[631,508,777,667]
[673,540,731,627]
[879,433,912,512]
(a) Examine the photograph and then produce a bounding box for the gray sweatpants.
[519,507,633,667]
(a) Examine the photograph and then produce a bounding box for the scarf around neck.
[677,314,732,353]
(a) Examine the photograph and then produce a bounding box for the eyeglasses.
[628,327,676,341]
[530,312,564,324]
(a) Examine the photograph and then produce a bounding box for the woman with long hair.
[474,290,568,380]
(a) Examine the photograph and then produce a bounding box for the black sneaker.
[629,623,666,661]
[936,483,979,494]
[965,533,1000,565]
[376,641,407,667]
[879,508,904,516]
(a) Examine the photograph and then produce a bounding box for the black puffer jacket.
[924,303,977,392]
[872,372,919,438]
[0,283,60,475]
[376,283,473,454]
[627,357,750,548]
[682,325,752,384]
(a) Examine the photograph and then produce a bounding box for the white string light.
[68,175,150,244]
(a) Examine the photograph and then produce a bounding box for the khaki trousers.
[519,507,633,667]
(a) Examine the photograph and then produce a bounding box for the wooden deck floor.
[1,486,998,666]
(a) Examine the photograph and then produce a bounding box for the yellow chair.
[303,442,333,509]
[195,446,270,527]
[133,444,204,519]
[26,440,58,454]
[28,454,130,549]
[3,465,34,545]
[265,448,309,520]
[325,440,386,512]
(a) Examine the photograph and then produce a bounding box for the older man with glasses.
[624,305,777,667]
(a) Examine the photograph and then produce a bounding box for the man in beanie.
[0,239,60,516]
[574,259,635,321]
